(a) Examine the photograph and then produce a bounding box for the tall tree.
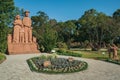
[31,11,58,52]
[111,9,120,43]
[78,9,112,49]
[39,23,58,52]
[0,0,15,53]
[32,11,49,38]
[78,9,98,43]
[64,20,76,48]
[54,22,65,42]
[113,9,120,23]
[31,11,49,28]
[96,12,110,46]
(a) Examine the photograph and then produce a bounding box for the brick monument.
[7,11,40,54]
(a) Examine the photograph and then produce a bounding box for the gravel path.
[0,54,120,80]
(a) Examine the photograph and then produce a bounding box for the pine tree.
[0,0,15,53]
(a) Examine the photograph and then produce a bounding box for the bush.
[27,55,88,74]
[0,53,6,64]
[105,59,120,65]
[56,42,68,50]
[35,54,58,60]
[35,24,58,52]
[57,49,66,53]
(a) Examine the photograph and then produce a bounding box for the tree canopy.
[0,0,15,53]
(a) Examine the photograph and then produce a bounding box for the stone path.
[0,54,120,80]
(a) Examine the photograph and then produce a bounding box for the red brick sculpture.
[7,11,40,54]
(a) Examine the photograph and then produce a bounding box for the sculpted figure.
[108,44,119,60]
[112,44,119,60]
[13,15,23,43]
[23,11,32,43]
[19,27,25,43]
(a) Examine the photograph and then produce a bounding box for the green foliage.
[105,59,120,65]
[40,24,58,52]
[27,56,88,74]
[0,0,14,53]
[77,8,120,48]
[56,42,68,50]
[113,9,120,23]
[0,53,6,63]
[57,21,77,48]
[57,49,66,53]
[0,0,15,26]
[73,50,107,58]
[57,49,82,57]
[0,26,8,53]
[39,55,47,59]
[32,11,49,27]
[0,0,21,53]
[32,12,58,52]
[32,9,120,51]
[38,54,58,60]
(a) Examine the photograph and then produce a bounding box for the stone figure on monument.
[23,10,32,43]
[13,15,23,43]
[19,27,25,43]
[7,10,40,54]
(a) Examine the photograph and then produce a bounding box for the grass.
[0,53,6,64]
[70,48,120,65]
[57,49,82,57]
[71,48,120,59]
[71,50,108,60]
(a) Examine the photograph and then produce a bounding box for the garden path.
[0,54,120,80]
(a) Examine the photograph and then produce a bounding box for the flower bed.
[27,55,88,74]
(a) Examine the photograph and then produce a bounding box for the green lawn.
[73,50,108,60]
[71,48,120,60]
[70,48,120,65]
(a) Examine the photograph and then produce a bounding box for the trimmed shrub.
[57,49,82,57]
[56,42,68,50]
[105,59,120,65]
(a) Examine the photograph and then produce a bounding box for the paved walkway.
[0,54,120,80]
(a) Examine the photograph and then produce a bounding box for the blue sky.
[14,0,120,21]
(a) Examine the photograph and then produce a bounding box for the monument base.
[7,34,40,55]
[8,43,40,55]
